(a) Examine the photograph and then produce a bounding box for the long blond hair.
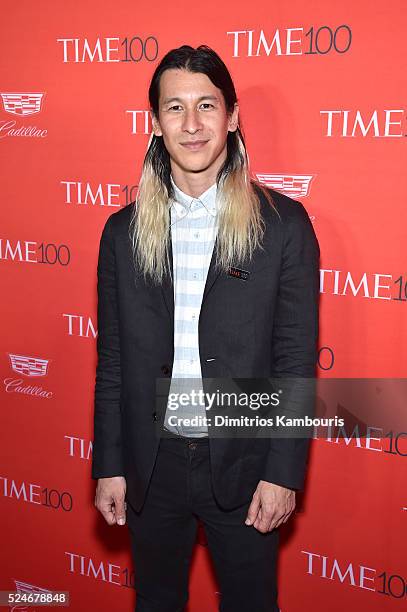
[128,45,279,284]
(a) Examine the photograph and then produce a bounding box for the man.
[92,44,320,612]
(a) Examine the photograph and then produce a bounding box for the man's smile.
[180,139,209,150]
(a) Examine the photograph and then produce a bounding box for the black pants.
[126,434,280,612]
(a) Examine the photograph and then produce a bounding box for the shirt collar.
[170,175,218,218]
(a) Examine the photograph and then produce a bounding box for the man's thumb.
[245,499,259,526]
[114,497,126,525]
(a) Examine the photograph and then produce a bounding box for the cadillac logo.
[1,92,44,116]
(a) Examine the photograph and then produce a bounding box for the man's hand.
[245,480,296,533]
[94,476,127,526]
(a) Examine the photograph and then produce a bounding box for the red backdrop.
[1,1,406,610]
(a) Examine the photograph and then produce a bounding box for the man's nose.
[182,109,203,133]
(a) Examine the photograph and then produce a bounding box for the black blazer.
[91,183,320,512]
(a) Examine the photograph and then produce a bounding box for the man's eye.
[200,103,214,109]
[169,105,182,111]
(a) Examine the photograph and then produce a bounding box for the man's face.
[151,68,239,176]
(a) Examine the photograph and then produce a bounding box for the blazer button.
[152,412,158,422]
[161,364,171,376]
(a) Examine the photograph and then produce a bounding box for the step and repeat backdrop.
[1,1,406,610]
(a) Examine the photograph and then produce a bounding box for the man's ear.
[151,112,162,137]
[228,102,239,133]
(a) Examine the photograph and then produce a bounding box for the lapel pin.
[228,267,250,281]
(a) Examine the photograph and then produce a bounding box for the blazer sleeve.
[91,216,124,479]
[261,201,320,490]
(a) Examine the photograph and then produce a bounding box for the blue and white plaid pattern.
[163,175,219,437]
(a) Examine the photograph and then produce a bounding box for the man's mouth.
[180,140,209,151]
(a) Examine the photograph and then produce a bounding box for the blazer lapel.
[161,226,174,322]
[202,238,222,304]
